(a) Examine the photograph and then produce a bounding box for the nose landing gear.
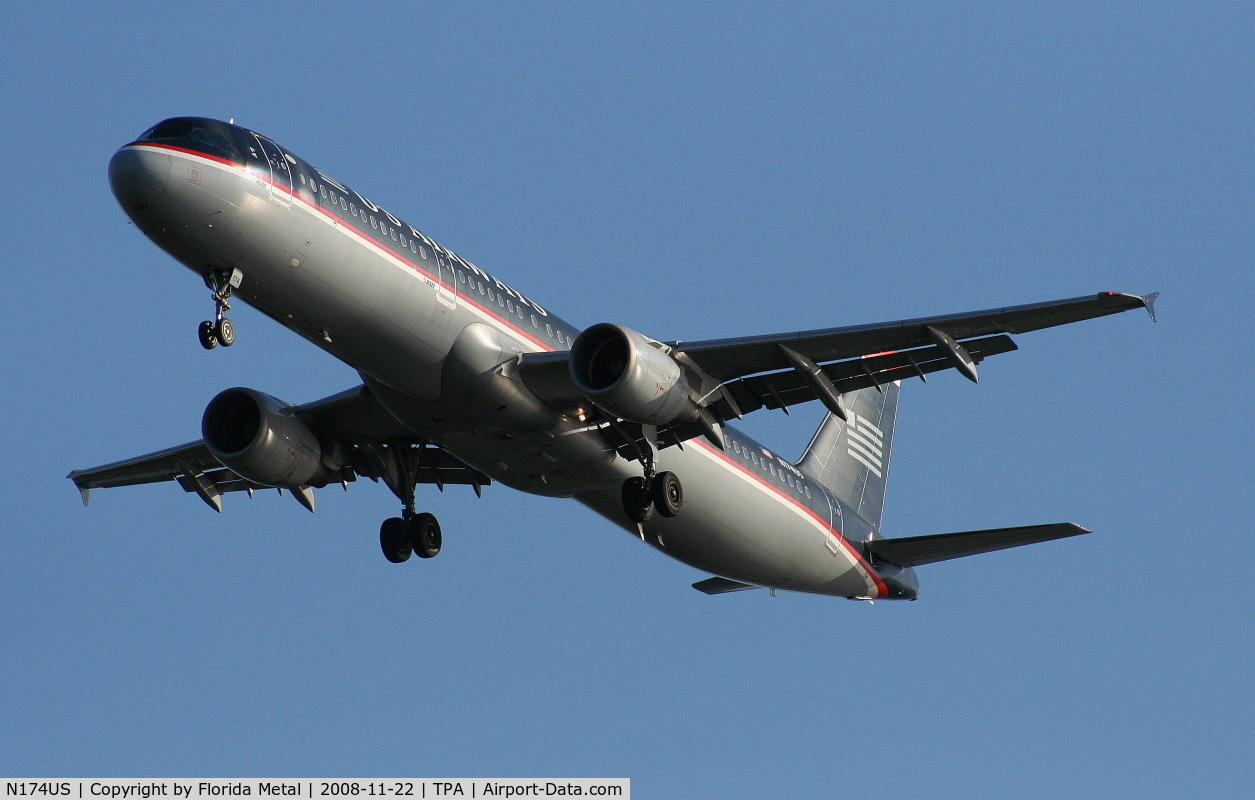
[198,267,242,350]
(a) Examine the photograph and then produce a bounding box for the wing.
[672,291,1157,381]
[519,291,1157,432]
[68,384,492,511]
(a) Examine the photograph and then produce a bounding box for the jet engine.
[202,387,333,488]
[569,323,700,426]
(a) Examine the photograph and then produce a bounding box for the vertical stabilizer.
[795,382,900,537]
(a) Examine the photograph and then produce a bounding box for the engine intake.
[202,387,333,488]
[569,323,699,426]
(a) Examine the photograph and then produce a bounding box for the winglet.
[1141,292,1159,323]
[78,484,90,507]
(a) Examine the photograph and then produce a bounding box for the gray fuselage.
[109,117,899,598]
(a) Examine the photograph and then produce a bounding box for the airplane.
[69,117,1157,600]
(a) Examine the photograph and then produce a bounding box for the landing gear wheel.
[651,471,683,517]
[408,512,442,558]
[215,317,235,347]
[622,477,655,524]
[198,320,218,350]
[380,517,412,563]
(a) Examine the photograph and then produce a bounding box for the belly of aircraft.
[576,445,881,597]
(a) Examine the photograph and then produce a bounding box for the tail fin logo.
[846,413,884,477]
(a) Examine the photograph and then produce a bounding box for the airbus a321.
[70,117,1157,600]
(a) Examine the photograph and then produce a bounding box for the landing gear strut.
[198,267,242,349]
[374,440,444,563]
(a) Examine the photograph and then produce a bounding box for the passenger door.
[251,133,293,209]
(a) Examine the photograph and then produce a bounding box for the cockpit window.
[145,120,195,140]
[141,120,235,157]
[189,127,233,152]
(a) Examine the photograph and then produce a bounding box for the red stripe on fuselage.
[131,141,243,169]
[133,141,885,596]
[690,438,888,597]
[130,141,558,353]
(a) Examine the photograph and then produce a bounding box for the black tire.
[380,517,412,563]
[198,320,218,350]
[216,317,235,347]
[409,512,442,558]
[622,477,654,523]
[651,471,683,517]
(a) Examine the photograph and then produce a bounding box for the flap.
[724,334,1016,414]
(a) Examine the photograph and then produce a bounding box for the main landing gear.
[374,441,444,564]
[198,267,243,350]
[379,512,442,563]
[621,448,684,524]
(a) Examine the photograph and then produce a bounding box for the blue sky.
[2,2,1251,796]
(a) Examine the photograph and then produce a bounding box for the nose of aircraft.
[109,145,171,214]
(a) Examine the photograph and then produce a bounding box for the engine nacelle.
[569,323,698,426]
[202,387,331,488]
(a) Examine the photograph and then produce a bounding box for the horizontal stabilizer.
[693,577,759,594]
[862,523,1089,567]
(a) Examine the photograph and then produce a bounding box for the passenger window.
[531,315,538,327]
[804,486,811,498]
[546,324,553,336]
